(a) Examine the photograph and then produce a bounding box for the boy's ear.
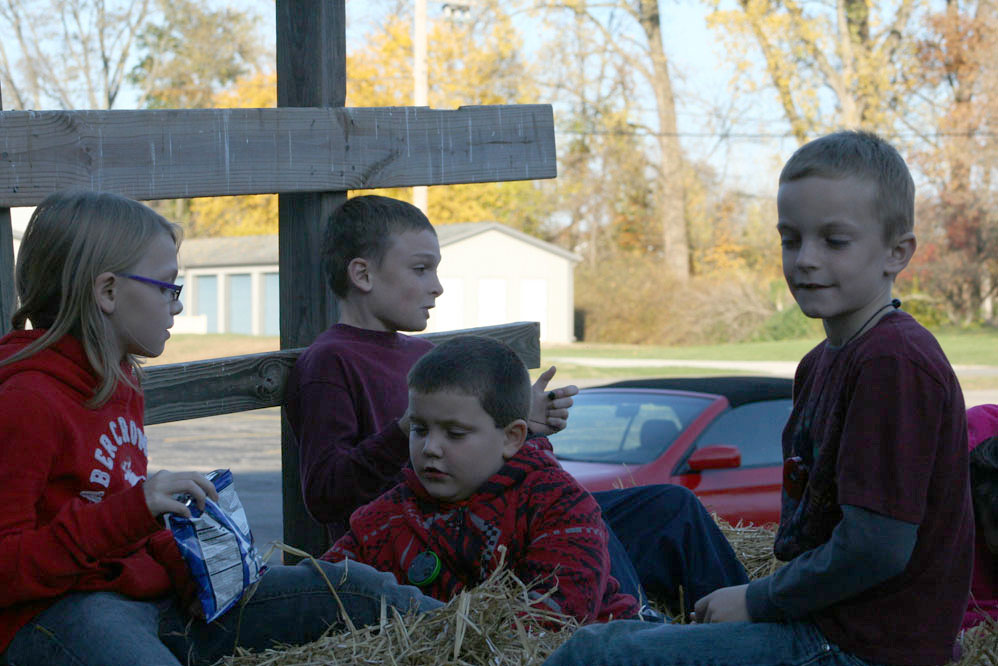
[885,231,917,277]
[501,419,528,460]
[94,272,118,315]
[346,257,373,293]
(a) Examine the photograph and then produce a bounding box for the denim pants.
[543,618,883,666]
[596,484,750,612]
[2,559,443,666]
[603,514,647,604]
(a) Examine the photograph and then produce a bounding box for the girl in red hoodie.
[0,190,439,666]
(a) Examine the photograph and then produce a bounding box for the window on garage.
[196,275,218,333]
[228,273,252,335]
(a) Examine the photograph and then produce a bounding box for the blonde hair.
[779,130,915,243]
[2,190,182,407]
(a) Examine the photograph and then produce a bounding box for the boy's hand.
[693,584,750,623]
[528,366,579,435]
[143,470,219,520]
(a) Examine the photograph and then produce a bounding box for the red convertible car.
[550,376,793,526]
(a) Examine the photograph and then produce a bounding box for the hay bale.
[218,518,806,663]
[220,519,996,665]
[946,606,998,666]
[220,551,579,666]
[712,515,782,581]
[953,618,998,665]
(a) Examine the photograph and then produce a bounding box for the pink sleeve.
[967,404,998,450]
[962,599,998,630]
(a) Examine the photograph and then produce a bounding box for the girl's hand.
[528,366,579,435]
[143,470,219,519]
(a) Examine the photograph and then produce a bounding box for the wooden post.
[0,208,12,337]
[0,0,556,561]
[0,85,13,337]
[276,0,346,559]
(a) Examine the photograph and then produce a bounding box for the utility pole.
[413,0,429,214]
[412,2,471,216]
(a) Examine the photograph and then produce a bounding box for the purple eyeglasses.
[116,273,183,302]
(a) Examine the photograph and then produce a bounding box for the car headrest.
[639,418,680,451]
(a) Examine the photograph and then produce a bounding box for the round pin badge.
[407,550,442,587]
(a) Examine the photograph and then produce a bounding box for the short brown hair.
[779,130,914,243]
[408,335,531,428]
[321,195,435,298]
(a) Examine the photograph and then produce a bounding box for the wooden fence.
[0,0,557,557]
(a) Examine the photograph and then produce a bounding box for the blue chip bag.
[166,469,266,622]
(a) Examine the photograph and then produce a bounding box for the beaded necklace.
[785,299,902,500]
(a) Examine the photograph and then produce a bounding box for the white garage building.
[170,222,580,343]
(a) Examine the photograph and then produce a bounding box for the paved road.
[146,361,998,560]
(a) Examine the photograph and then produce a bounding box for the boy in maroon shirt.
[543,132,974,666]
[284,195,576,543]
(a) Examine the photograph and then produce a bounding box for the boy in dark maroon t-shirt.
[543,132,973,666]
[283,196,577,544]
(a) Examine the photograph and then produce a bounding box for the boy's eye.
[447,429,468,439]
[410,423,428,436]
[779,237,799,249]
[826,237,850,247]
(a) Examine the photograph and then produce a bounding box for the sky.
[337,1,794,197]
[9,0,794,235]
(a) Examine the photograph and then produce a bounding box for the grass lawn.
[146,334,280,366]
[542,329,998,366]
[150,329,998,390]
[541,339,821,362]
[531,362,760,381]
[151,333,831,367]
[934,329,998,366]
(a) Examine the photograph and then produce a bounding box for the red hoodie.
[0,330,190,652]
[323,437,639,624]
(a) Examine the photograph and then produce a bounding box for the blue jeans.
[595,485,749,613]
[543,619,883,666]
[604,515,647,604]
[2,559,442,666]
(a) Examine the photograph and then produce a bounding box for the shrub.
[750,305,824,342]
[574,257,778,345]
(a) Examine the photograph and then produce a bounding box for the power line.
[555,128,998,139]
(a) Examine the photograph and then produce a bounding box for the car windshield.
[550,391,714,464]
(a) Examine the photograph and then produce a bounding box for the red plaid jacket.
[322,437,638,623]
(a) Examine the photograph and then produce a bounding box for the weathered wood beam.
[275,0,348,561]
[0,207,13,336]
[143,321,541,426]
[0,105,557,206]
[0,85,12,336]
